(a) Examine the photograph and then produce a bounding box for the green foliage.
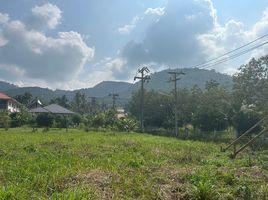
[81,110,135,131]
[36,113,54,128]
[10,105,32,127]
[50,95,70,109]
[71,114,82,126]
[0,112,11,130]
[115,117,138,131]
[232,110,261,135]
[233,56,268,112]
[126,90,173,129]
[14,92,32,106]
[0,128,267,199]
[193,81,231,132]
[72,92,89,114]
[192,180,217,200]
[54,115,69,128]
[127,82,231,133]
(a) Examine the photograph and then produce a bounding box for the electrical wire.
[198,40,268,70]
[188,33,268,69]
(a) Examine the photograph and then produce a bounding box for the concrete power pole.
[109,93,119,110]
[168,70,185,137]
[134,67,150,133]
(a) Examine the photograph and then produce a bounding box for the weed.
[0,128,267,199]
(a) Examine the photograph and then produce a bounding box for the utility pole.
[168,70,185,137]
[109,93,119,110]
[134,67,150,133]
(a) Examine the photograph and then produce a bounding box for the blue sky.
[0,0,268,89]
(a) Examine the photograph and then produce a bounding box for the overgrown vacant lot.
[0,128,268,199]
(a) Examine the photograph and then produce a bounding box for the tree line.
[1,55,268,135]
[127,55,268,135]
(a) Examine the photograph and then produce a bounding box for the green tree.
[232,55,268,133]
[36,113,54,128]
[192,81,231,132]
[72,92,90,114]
[72,114,82,126]
[14,92,32,106]
[50,95,70,109]
[10,105,32,127]
[126,90,173,129]
[0,112,11,130]
[233,55,268,113]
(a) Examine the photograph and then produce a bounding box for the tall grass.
[0,128,267,199]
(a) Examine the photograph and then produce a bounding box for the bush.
[54,115,69,128]
[36,113,54,128]
[72,114,82,126]
[0,112,11,130]
[115,118,138,132]
[233,111,261,136]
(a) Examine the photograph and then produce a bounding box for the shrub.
[54,115,69,128]
[36,113,54,128]
[233,110,261,136]
[71,114,82,126]
[0,112,11,130]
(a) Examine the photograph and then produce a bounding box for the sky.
[0,0,268,90]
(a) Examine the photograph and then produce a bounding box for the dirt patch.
[122,140,140,148]
[234,166,267,181]
[150,166,198,199]
[63,169,120,199]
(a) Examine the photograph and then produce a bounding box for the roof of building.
[27,98,43,109]
[44,104,74,114]
[30,104,74,115]
[30,107,50,113]
[0,92,12,100]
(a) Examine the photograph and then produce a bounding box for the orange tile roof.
[0,92,12,100]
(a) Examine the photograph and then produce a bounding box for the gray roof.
[43,104,74,114]
[30,104,74,115]
[30,107,50,113]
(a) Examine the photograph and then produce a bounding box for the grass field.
[0,128,268,199]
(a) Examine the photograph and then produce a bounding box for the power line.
[199,40,268,70]
[188,33,268,69]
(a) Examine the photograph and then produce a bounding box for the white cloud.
[145,7,165,16]
[0,4,94,87]
[118,16,141,35]
[27,3,62,30]
[118,24,136,35]
[117,0,217,79]
[117,0,268,78]
[198,7,268,71]
[118,6,165,35]
[251,8,268,37]
[0,13,9,24]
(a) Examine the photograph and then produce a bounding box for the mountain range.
[0,68,233,105]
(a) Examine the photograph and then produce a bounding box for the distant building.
[0,92,20,113]
[30,104,74,115]
[116,108,126,119]
[27,97,43,109]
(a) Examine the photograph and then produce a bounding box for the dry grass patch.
[63,169,121,199]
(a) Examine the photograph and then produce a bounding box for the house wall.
[0,99,19,113]
[0,99,8,111]
[7,100,19,113]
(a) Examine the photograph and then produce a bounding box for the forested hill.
[0,81,18,91]
[1,68,233,103]
[133,68,233,92]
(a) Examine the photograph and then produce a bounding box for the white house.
[0,92,20,113]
